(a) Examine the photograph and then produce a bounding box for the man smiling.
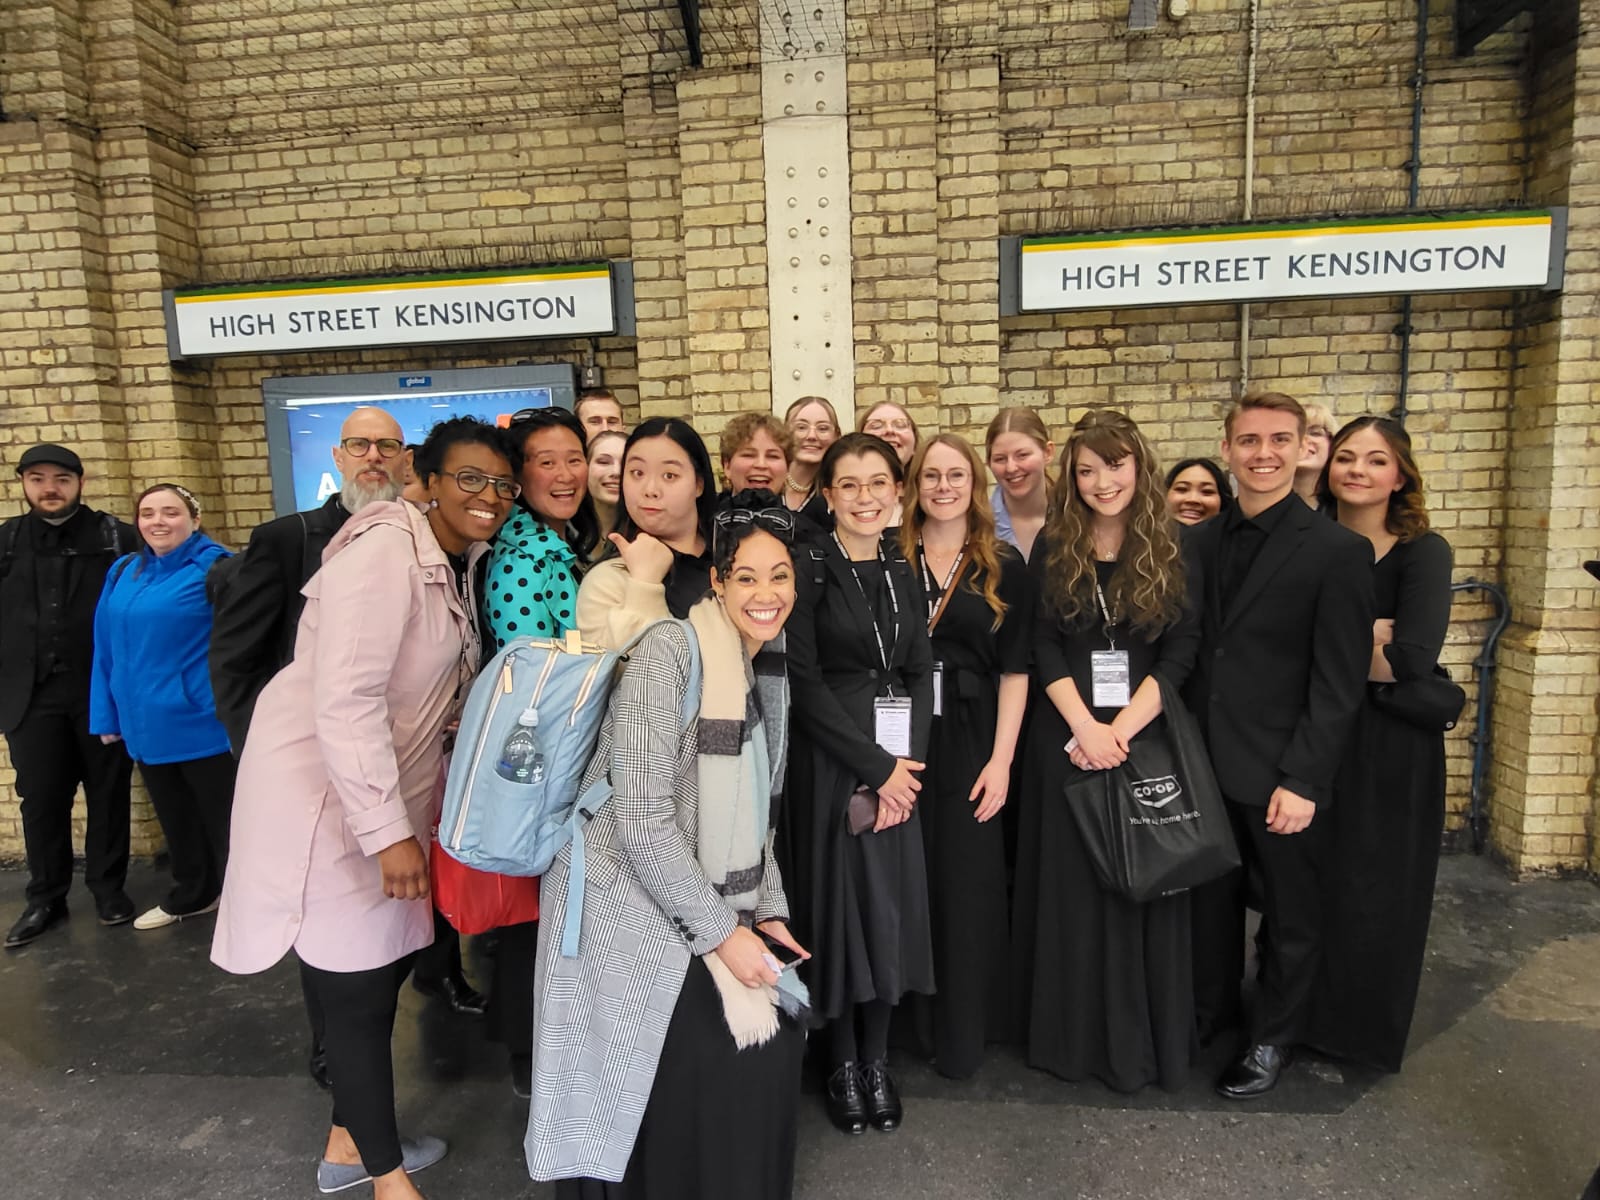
[1183,391,1374,1099]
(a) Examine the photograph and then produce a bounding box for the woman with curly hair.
[1011,408,1202,1092]
[1305,415,1453,1072]
[896,434,1034,1079]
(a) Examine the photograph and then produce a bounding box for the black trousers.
[6,676,133,906]
[486,919,539,1057]
[303,911,466,1055]
[1192,797,1329,1047]
[137,753,236,915]
[300,953,417,1178]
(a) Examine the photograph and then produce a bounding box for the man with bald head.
[208,406,408,754]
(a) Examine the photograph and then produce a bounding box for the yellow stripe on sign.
[174,270,610,304]
[1024,216,1551,254]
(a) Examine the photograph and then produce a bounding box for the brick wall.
[3,0,1596,873]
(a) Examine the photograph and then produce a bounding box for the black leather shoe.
[861,1059,903,1132]
[309,1038,331,1091]
[825,1062,868,1135]
[510,1053,532,1100]
[1216,1043,1293,1100]
[5,900,68,949]
[413,973,488,1017]
[96,892,136,927]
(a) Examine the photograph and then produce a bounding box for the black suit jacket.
[0,505,137,733]
[1182,498,1375,808]
[207,493,351,753]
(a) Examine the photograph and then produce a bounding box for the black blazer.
[786,531,934,791]
[206,493,351,754]
[1182,499,1375,808]
[0,506,137,734]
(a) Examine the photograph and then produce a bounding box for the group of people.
[0,385,1456,1200]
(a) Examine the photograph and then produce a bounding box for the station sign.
[165,262,624,358]
[1002,210,1565,313]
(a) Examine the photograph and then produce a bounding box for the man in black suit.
[1185,391,1374,1098]
[1,444,138,948]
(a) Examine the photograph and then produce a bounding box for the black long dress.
[781,533,936,1021]
[902,545,1034,1079]
[1306,531,1452,1072]
[1011,550,1202,1092]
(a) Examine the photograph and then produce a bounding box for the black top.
[786,534,934,790]
[663,547,714,619]
[1033,553,1201,722]
[206,492,353,754]
[0,504,137,734]
[1218,492,1297,614]
[1373,532,1453,682]
[923,544,1034,684]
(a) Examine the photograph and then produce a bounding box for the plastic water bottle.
[495,706,546,785]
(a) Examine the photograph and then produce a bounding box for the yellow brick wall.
[3,0,1597,874]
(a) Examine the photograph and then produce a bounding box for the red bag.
[430,832,540,935]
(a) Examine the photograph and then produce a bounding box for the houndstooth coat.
[524,621,790,1183]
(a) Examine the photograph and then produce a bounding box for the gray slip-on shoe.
[316,1134,448,1194]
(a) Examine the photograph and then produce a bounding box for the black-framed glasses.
[442,468,522,501]
[713,506,796,554]
[340,437,405,458]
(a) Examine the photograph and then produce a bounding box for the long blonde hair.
[900,434,1008,630]
[1043,409,1185,635]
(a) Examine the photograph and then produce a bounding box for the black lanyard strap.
[833,532,901,684]
[1094,579,1118,651]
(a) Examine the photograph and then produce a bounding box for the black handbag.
[1063,677,1240,903]
[1370,665,1466,733]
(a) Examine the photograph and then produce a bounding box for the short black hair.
[818,432,904,489]
[508,407,600,559]
[609,416,719,553]
[413,417,519,483]
[1164,456,1231,495]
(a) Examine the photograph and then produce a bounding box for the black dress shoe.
[825,1062,868,1135]
[96,891,136,927]
[1216,1043,1293,1100]
[510,1053,532,1100]
[5,900,68,949]
[413,973,488,1017]
[860,1059,903,1132]
[309,1038,331,1090]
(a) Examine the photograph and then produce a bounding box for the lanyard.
[1094,579,1117,651]
[832,533,901,683]
[919,540,968,631]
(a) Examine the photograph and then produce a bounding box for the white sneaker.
[133,898,220,931]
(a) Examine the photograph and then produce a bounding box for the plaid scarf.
[686,595,788,918]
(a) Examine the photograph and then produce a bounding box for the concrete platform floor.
[2,854,1598,1200]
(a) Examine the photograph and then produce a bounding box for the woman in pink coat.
[213,417,520,1200]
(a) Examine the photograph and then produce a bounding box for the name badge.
[874,696,914,758]
[1090,650,1131,709]
[931,663,944,718]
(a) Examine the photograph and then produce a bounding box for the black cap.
[17,444,84,476]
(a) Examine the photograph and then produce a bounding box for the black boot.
[825,1062,868,1135]
[861,1059,902,1132]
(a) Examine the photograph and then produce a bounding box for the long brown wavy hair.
[1316,415,1432,541]
[1043,409,1185,635]
[899,434,1008,630]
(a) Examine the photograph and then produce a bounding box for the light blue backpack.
[437,619,702,955]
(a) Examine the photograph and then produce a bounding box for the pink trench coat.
[212,502,483,976]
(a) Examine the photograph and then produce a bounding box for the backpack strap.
[107,552,138,588]
[560,617,704,958]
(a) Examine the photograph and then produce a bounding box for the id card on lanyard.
[1091,579,1131,709]
[921,541,968,720]
[835,533,909,754]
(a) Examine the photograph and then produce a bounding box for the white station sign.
[165,263,617,358]
[1017,211,1561,312]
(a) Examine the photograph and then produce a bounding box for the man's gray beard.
[341,477,402,513]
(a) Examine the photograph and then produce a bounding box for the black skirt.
[1305,700,1446,1072]
[1010,699,1196,1092]
[555,956,805,1200]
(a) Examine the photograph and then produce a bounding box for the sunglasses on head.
[713,506,796,555]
